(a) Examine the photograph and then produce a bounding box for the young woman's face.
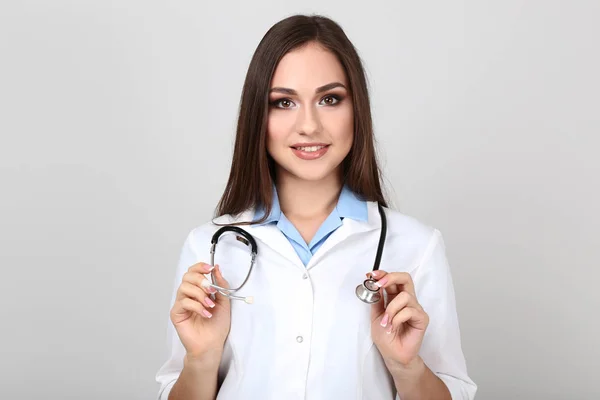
[267,41,354,184]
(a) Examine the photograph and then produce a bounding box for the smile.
[290,144,330,160]
[294,145,326,152]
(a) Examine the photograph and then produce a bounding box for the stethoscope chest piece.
[355,278,381,304]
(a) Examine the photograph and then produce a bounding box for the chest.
[212,227,420,340]
[210,229,418,398]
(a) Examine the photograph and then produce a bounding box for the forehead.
[270,42,348,90]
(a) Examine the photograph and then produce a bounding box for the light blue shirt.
[253,185,368,266]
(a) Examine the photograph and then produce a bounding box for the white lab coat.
[156,201,477,399]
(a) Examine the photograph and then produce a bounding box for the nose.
[295,103,322,136]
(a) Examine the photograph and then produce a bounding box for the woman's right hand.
[170,262,231,361]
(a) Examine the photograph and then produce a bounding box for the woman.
[156,14,477,400]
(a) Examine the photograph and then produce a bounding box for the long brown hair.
[215,14,388,224]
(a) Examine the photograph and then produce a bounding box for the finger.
[178,281,216,310]
[386,307,429,334]
[368,271,391,321]
[370,291,386,322]
[212,264,230,289]
[212,264,231,306]
[188,262,215,275]
[366,270,388,280]
[379,292,421,328]
[373,271,416,297]
[172,297,213,319]
[180,271,217,296]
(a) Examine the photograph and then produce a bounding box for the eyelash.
[269,94,343,109]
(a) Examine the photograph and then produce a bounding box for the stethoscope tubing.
[208,203,387,304]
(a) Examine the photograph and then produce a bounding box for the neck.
[276,170,343,221]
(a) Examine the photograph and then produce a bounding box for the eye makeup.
[268,93,346,109]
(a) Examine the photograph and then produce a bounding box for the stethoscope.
[207,203,387,305]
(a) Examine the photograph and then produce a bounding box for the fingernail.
[200,278,211,289]
[386,325,393,334]
[375,277,388,287]
[380,313,389,327]
[202,309,212,318]
[205,297,215,308]
[207,264,215,272]
[371,271,378,277]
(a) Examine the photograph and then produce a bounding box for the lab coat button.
[296,336,304,343]
[302,274,308,279]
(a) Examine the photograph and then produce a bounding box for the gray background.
[1,1,598,399]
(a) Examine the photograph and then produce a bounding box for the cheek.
[266,113,290,150]
[323,105,354,146]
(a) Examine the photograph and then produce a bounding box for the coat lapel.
[306,201,383,270]
[210,201,384,272]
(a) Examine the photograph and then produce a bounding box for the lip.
[290,143,330,160]
[290,142,330,148]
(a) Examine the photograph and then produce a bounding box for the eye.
[270,98,296,109]
[319,94,342,106]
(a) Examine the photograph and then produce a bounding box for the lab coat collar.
[211,201,383,272]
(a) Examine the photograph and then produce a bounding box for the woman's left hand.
[369,270,429,369]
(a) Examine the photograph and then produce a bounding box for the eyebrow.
[268,82,347,95]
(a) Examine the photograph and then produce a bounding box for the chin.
[280,163,342,183]
[293,171,332,182]
[269,148,346,182]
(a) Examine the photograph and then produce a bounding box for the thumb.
[370,289,386,323]
[213,264,231,307]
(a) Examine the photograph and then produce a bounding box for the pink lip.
[290,142,329,148]
[290,144,330,160]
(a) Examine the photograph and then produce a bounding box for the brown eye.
[270,98,295,109]
[320,95,341,106]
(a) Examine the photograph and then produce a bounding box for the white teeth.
[297,145,325,152]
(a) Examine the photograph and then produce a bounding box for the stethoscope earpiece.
[355,278,382,304]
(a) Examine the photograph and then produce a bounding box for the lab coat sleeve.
[405,229,477,400]
[155,229,200,400]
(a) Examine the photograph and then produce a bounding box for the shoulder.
[380,204,441,247]
[382,206,436,236]
[376,204,445,271]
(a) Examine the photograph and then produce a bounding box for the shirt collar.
[253,184,368,225]
[253,185,282,225]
